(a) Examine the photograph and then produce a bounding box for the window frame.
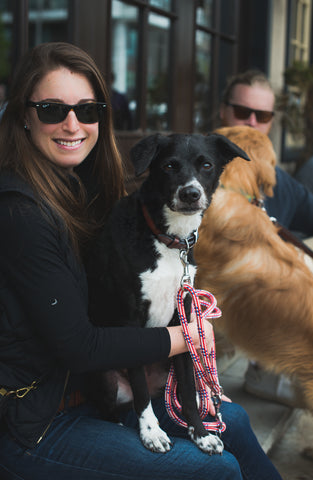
[288,0,311,63]
[194,0,240,132]
[6,0,241,134]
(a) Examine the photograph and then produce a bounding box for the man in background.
[219,70,313,406]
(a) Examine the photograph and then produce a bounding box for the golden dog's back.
[194,126,313,408]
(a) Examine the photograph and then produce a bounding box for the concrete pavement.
[218,354,313,479]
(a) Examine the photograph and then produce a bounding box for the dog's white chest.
[140,242,196,328]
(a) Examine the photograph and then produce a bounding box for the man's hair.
[221,70,274,104]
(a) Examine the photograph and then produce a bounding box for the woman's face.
[25,67,99,170]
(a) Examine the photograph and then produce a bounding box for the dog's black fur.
[87,132,249,454]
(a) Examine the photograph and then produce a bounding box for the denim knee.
[221,454,243,480]
[221,402,249,428]
[220,402,251,441]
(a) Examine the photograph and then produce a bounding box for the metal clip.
[212,394,222,409]
[180,249,192,287]
[15,381,38,398]
[216,412,224,438]
[192,229,199,245]
[212,389,224,437]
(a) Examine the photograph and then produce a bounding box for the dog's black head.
[130,133,249,216]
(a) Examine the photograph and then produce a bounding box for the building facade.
[0,0,312,172]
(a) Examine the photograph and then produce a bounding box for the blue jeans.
[0,400,282,480]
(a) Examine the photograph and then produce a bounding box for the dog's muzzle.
[179,186,201,205]
[173,184,207,213]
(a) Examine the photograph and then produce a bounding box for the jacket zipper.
[36,370,70,444]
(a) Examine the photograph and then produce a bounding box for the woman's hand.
[166,318,214,357]
[187,317,215,352]
[166,319,232,414]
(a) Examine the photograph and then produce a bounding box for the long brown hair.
[0,42,125,256]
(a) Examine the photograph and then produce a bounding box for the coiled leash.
[165,249,226,435]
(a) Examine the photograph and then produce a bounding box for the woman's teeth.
[57,139,82,147]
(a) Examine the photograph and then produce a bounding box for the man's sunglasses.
[26,101,106,124]
[226,102,274,124]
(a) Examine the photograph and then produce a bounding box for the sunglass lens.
[232,104,273,123]
[232,105,251,120]
[255,111,273,123]
[76,104,101,123]
[38,103,67,124]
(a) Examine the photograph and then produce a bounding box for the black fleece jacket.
[0,172,170,448]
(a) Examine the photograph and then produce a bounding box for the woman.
[0,42,282,480]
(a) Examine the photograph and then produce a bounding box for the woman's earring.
[24,124,29,130]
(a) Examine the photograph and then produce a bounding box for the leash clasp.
[180,249,192,287]
[179,229,198,287]
[15,381,38,398]
[212,391,223,410]
[212,388,224,437]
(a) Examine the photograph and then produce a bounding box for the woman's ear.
[24,109,33,130]
[24,113,30,130]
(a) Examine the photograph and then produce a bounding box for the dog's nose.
[179,186,201,204]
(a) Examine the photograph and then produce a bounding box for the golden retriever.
[194,125,313,409]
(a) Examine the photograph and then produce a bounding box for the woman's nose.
[62,109,80,131]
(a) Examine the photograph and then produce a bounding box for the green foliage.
[282,61,313,160]
[284,61,313,91]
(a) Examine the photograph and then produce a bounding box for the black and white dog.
[87,133,249,454]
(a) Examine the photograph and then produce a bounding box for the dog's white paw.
[139,402,172,453]
[140,422,172,453]
[188,427,224,455]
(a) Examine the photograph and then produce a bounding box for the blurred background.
[0,0,312,184]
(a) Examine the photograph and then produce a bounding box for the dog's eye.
[163,161,179,171]
[197,155,212,170]
[202,162,212,170]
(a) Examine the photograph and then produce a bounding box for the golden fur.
[194,125,313,409]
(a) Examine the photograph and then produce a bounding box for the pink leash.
[165,282,226,435]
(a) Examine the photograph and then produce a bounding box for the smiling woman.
[0,42,283,480]
[0,42,124,254]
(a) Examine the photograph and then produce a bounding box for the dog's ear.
[130,133,165,177]
[207,133,250,164]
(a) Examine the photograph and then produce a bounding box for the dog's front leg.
[172,296,224,455]
[128,366,172,453]
[173,352,223,454]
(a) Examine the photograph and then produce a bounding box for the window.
[194,30,212,132]
[28,0,69,47]
[0,0,12,109]
[282,0,312,163]
[111,1,138,130]
[111,0,175,131]
[194,0,239,132]
[146,12,170,130]
[289,0,311,63]
[4,0,241,136]
[149,0,172,11]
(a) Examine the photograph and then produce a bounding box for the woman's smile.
[54,138,85,148]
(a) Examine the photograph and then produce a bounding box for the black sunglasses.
[26,101,106,124]
[226,102,274,124]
